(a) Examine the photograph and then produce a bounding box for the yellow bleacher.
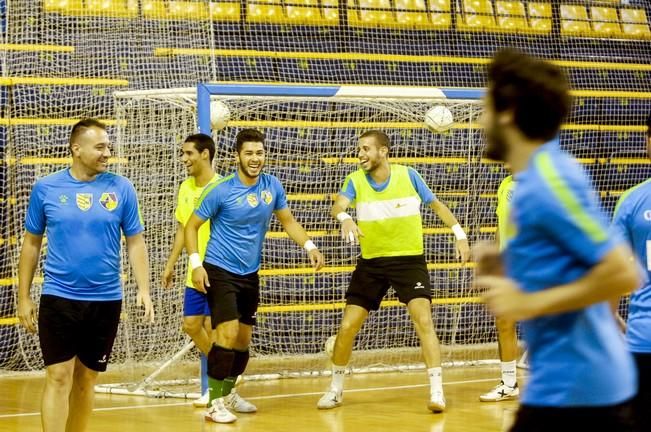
[590,7,622,37]
[457,0,497,32]
[247,0,288,24]
[286,0,337,26]
[348,0,396,28]
[494,1,527,33]
[560,4,592,37]
[620,8,651,39]
[429,0,451,29]
[44,0,138,17]
[527,2,551,34]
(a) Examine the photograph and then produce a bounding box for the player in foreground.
[185,128,324,423]
[475,49,639,431]
[317,130,470,413]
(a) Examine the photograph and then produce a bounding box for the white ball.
[210,100,231,131]
[324,335,336,359]
[424,105,454,133]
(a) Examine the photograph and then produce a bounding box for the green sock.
[222,376,237,396]
[208,377,225,404]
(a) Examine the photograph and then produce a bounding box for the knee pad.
[207,345,235,380]
[231,349,250,377]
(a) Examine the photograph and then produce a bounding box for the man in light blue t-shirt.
[185,128,324,424]
[17,119,154,432]
[474,49,639,431]
[611,112,651,431]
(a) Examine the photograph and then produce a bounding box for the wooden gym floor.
[0,366,521,432]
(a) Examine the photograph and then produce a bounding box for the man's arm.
[331,194,363,244]
[479,245,640,321]
[17,232,43,333]
[125,233,155,323]
[275,208,324,270]
[185,213,209,292]
[429,200,470,262]
[162,222,185,288]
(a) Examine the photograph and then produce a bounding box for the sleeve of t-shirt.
[273,177,288,211]
[408,167,436,204]
[121,180,145,237]
[611,196,632,246]
[536,182,616,267]
[25,181,46,235]
[174,184,184,224]
[195,185,221,221]
[339,174,356,202]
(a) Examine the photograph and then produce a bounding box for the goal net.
[96,86,493,395]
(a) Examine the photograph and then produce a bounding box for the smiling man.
[184,128,325,423]
[17,118,154,432]
[317,130,470,413]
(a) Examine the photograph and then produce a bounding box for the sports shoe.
[225,391,257,413]
[204,397,237,423]
[428,390,446,413]
[479,381,519,402]
[317,389,343,409]
[193,390,210,408]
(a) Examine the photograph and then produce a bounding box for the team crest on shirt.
[99,192,118,211]
[261,190,273,205]
[76,193,93,211]
[246,193,259,208]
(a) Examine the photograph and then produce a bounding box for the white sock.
[331,365,346,393]
[428,367,443,394]
[501,360,517,387]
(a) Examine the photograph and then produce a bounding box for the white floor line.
[0,376,508,419]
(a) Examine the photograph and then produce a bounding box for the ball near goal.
[210,100,231,131]
[424,105,454,133]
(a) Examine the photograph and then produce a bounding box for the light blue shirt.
[505,141,636,407]
[612,178,651,353]
[25,169,143,301]
[195,172,288,275]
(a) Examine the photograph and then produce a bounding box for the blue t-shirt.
[25,169,144,301]
[340,166,437,204]
[195,172,288,275]
[505,141,636,407]
[612,178,651,353]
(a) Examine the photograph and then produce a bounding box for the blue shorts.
[183,286,210,317]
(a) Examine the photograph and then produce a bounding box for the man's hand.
[476,275,533,321]
[456,239,471,263]
[17,297,37,333]
[308,249,325,271]
[192,266,210,294]
[162,265,174,289]
[472,240,504,276]
[341,219,363,244]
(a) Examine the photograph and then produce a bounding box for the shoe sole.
[317,402,342,410]
[232,408,257,414]
[203,413,237,424]
[479,394,519,402]
[428,402,446,413]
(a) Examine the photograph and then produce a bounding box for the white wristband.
[451,224,467,241]
[189,253,202,270]
[336,212,352,223]
[304,240,318,252]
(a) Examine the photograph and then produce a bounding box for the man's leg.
[222,323,257,413]
[406,298,445,413]
[317,305,369,409]
[183,315,212,355]
[480,318,520,402]
[42,358,75,432]
[65,358,99,432]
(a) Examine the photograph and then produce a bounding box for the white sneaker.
[428,391,446,413]
[479,381,519,402]
[193,390,210,408]
[204,397,237,423]
[224,391,257,413]
[317,388,343,409]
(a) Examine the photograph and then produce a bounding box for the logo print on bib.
[76,193,93,211]
[99,192,118,211]
[261,190,273,205]
[247,193,259,208]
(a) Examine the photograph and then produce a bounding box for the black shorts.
[38,294,121,372]
[346,255,431,311]
[633,352,651,432]
[510,400,637,432]
[204,262,260,327]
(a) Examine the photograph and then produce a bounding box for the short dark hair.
[359,130,391,151]
[647,112,651,138]
[488,49,571,142]
[185,133,215,162]
[235,129,265,153]
[69,118,107,153]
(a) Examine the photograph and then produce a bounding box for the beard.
[239,160,263,179]
[483,122,508,162]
